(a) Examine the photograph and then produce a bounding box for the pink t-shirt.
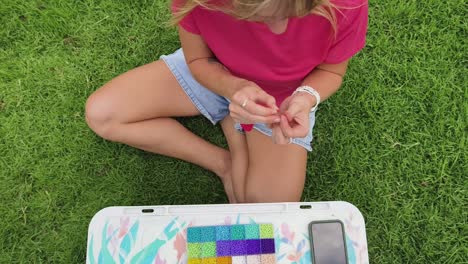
[173,0,368,104]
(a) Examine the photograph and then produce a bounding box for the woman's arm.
[178,27,245,99]
[294,60,349,108]
[276,60,350,140]
[178,27,279,123]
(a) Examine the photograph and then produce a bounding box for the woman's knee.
[244,188,301,203]
[85,90,119,140]
[243,171,302,203]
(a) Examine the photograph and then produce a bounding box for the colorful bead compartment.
[187,224,276,264]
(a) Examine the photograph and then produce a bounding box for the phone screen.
[310,221,348,264]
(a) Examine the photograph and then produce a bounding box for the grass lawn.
[0,0,466,263]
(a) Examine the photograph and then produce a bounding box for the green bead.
[201,242,216,258]
[259,224,274,239]
[187,243,201,258]
[230,225,245,240]
[245,224,260,239]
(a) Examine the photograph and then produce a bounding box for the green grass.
[0,0,466,263]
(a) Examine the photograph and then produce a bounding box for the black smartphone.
[309,220,348,264]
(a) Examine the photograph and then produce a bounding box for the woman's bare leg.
[243,130,308,202]
[220,116,249,203]
[85,60,236,202]
[220,117,307,203]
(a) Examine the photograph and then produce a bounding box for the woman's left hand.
[277,93,315,139]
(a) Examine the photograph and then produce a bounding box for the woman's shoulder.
[172,0,229,10]
[332,0,368,23]
[332,0,368,9]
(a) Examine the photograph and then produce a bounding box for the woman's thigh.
[244,130,308,202]
[86,60,200,134]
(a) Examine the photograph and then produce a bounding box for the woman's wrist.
[225,77,252,100]
[294,92,317,109]
[293,86,320,111]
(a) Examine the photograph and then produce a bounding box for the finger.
[232,86,278,111]
[262,92,279,110]
[245,112,280,124]
[280,114,295,138]
[284,102,304,122]
[267,118,281,129]
[244,100,278,116]
[279,96,292,113]
[280,114,309,138]
[232,110,279,124]
[230,112,242,124]
[291,124,308,138]
[231,103,280,124]
[249,89,278,111]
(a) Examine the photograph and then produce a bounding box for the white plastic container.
[86,202,368,264]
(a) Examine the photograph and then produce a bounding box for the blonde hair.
[171,0,338,33]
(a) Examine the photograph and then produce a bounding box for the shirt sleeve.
[324,1,368,64]
[171,0,201,34]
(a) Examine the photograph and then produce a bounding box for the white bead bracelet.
[293,85,321,112]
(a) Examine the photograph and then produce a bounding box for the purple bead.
[231,240,248,256]
[246,239,262,255]
[260,239,275,254]
[216,240,231,256]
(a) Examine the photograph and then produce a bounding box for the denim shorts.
[160,49,316,151]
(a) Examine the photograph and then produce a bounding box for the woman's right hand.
[228,80,280,125]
